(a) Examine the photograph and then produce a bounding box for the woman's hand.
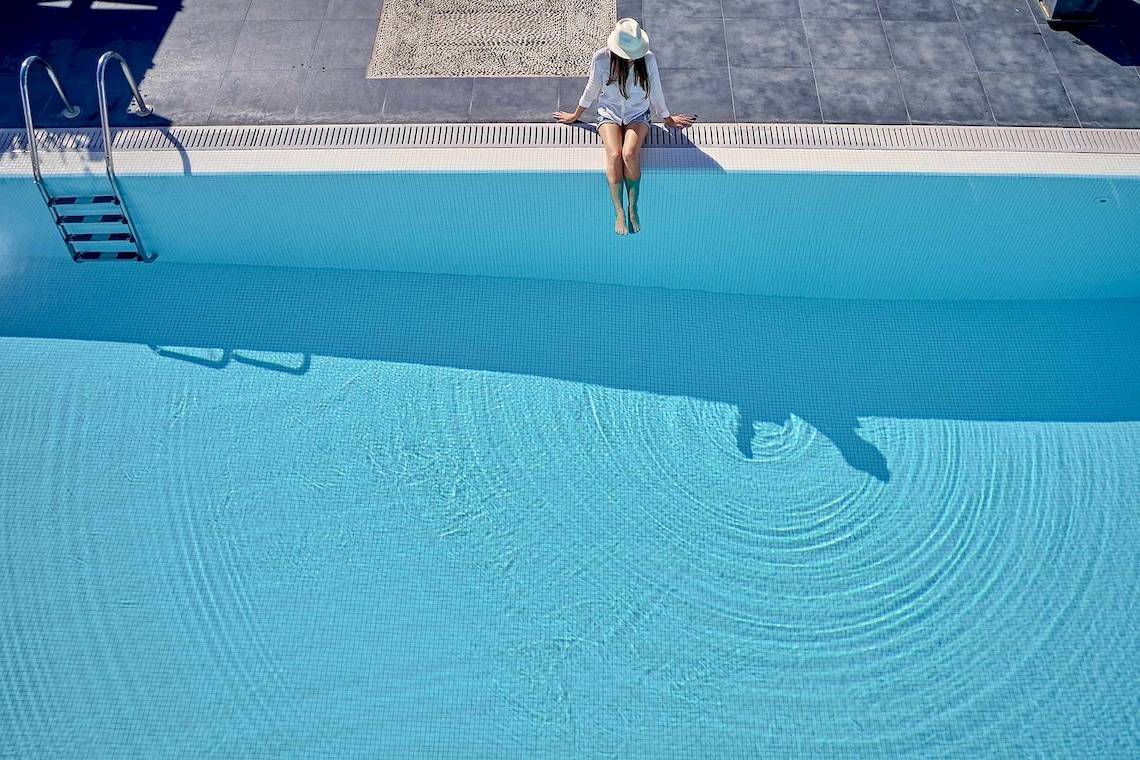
[553,110,580,124]
[664,114,695,129]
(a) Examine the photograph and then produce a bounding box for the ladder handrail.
[19,55,81,190]
[96,51,153,260]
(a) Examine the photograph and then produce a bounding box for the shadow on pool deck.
[3,264,1138,482]
[3,0,177,130]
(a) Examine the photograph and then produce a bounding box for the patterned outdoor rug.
[367,0,617,78]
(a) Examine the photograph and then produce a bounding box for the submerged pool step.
[66,231,134,243]
[57,215,128,229]
[69,235,138,252]
[49,195,118,207]
[51,200,123,217]
[73,250,144,262]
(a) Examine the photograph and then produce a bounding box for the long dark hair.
[607,53,650,99]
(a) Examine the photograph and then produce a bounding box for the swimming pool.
[1,125,1139,757]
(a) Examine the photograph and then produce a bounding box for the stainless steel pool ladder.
[19,52,153,262]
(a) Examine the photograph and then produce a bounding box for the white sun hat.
[607,18,650,60]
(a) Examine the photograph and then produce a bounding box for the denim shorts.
[597,108,651,128]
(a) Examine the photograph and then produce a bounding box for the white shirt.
[578,48,670,123]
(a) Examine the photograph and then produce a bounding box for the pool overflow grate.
[5,124,1140,155]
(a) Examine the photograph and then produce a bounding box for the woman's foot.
[628,205,640,234]
[615,213,628,236]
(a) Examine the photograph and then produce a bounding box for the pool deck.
[3,0,1139,130]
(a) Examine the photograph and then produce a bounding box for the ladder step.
[57,214,127,225]
[50,195,118,206]
[66,232,134,243]
[53,201,124,217]
[71,238,138,253]
[75,250,143,262]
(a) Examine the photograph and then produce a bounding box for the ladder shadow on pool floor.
[3,264,1139,482]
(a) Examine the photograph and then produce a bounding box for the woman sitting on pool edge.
[554,18,694,236]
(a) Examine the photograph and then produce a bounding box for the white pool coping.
[3,124,1140,176]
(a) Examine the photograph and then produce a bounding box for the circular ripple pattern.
[444,377,1125,755]
[2,335,1137,757]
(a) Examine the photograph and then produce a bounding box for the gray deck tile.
[804,20,894,69]
[381,77,475,122]
[176,0,253,21]
[978,70,1079,125]
[1060,71,1140,127]
[643,0,723,16]
[878,0,959,21]
[963,21,1054,72]
[229,20,323,70]
[3,0,1139,128]
[135,68,225,124]
[730,67,822,121]
[1039,25,1134,75]
[898,69,993,123]
[324,0,385,18]
[0,24,83,72]
[658,67,736,120]
[297,68,388,122]
[0,75,28,126]
[470,77,562,122]
[721,0,802,17]
[311,18,380,69]
[151,19,242,73]
[815,68,909,123]
[951,0,1036,23]
[884,21,976,70]
[726,19,812,68]
[618,0,644,17]
[798,0,880,19]
[641,17,728,67]
[209,69,305,123]
[247,0,330,20]
[557,77,602,122]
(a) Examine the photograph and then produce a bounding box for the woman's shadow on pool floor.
[3,264,1139,483]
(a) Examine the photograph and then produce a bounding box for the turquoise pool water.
[1,168,1139,757]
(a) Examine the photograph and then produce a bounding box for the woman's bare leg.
[621,122,650,233]
[598,123,627,235]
